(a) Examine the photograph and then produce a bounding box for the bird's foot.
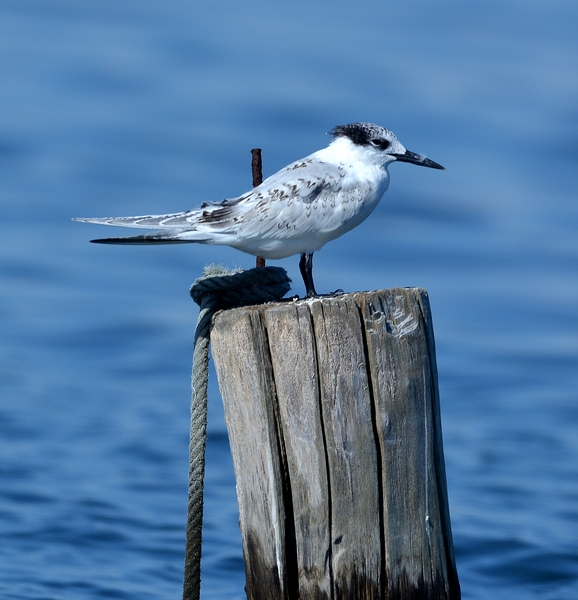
[303,288,345,299]
[280,289,346,302]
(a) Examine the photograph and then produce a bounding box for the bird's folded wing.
[73,158,351,241]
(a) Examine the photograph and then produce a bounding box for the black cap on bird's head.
[330,122,445,170]
[330,122,395,147]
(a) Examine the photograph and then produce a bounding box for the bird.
[74,122,444,297]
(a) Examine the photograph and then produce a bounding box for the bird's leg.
[299,252,318,298]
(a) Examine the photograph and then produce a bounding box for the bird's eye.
[371,139,389,149]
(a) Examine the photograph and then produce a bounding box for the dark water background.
[1,1,578,598]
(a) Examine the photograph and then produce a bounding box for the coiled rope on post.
[183,265,291,600]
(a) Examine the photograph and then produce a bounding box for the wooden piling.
[210,288,460,599]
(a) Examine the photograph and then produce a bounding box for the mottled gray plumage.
[74,122,444,296]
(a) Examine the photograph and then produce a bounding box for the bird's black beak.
[393,149,445,170]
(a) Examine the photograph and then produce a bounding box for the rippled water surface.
[1,1,577,598]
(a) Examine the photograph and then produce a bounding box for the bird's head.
[329,122,444,170]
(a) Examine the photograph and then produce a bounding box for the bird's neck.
[316,137,390,170]
[313,137,390,190]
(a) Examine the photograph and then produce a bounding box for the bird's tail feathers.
[72,211,197,229]
[90,231,209,245]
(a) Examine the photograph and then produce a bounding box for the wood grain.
[211,309,289,600]
[210,289,460,599]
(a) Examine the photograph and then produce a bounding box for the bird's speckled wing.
[73,154,381,257]
[196,158,350,236]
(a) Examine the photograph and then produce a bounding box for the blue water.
[1,1,577,598]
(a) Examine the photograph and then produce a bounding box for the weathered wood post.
[210,288,460,599]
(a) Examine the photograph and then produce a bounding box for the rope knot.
[190,265,291,310]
